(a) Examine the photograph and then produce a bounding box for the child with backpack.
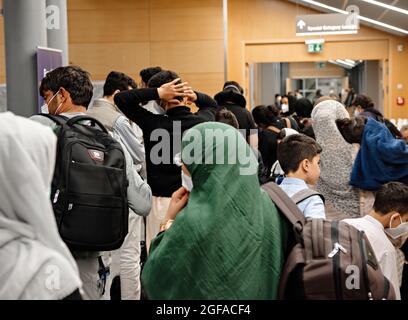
[344,182,408,300]
[277,134,326,219]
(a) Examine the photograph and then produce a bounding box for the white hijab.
[0,112,82,300]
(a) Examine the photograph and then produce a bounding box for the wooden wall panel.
[68,9,150,43]
[0,4,4,81]
[68,0,148,10]
[179,72,224,97]
[0,0,225,97]
[289,62,345,78]
[151,0,222,9]
[150,40,223,74]
[245,40,389,63]
[69,42,150,80]
[389,37,408,120]
[0,44,5,83]
[150,7,223,41]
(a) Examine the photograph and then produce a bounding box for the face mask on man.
[181,170,193,192]
[281,104,289,114]
[384,213,408,248]
[40,90,63,115]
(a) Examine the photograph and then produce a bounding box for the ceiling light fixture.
[336,59,355,67]
[360,0,408,16]
[298,0,408,35]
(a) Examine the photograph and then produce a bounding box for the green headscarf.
[141,122,287,299]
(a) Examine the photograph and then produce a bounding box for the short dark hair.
[295,98,313,118]
[252,105,282,127]
[147,70,181,88]
[336,117,367,144]
[140,67,162,85]
[352,94,374,110]
[215,109,239,129]
[373,182,408,215]
[103,71,137,96]
[277,134,322,174]
[147,70,183,102]
[39,65,93,108]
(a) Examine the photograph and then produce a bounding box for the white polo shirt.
[344,215,401,300]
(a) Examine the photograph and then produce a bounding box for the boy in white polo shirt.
[344,182,408,300]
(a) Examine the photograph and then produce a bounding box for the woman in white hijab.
[0,112,82,300]
[311,99,360,219]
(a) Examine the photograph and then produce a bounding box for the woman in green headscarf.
[141,122,288,299]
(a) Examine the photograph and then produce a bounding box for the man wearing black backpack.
[31,66,152,300]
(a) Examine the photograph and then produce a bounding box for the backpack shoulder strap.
[266,125,281,135]
[261,182,305,228]
[38,114,68,126]
[284,117,291,129]
[66,115,109,134]
[291,189,325,205]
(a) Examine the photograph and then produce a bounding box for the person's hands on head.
[165,186,190,220]
[157,78,189,102]
[183,87,197,106]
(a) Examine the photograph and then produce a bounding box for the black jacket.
[114,88,218,197]
[219,103,257,140]
[258,130,279,175]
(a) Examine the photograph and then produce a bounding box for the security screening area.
[1,0,408,312]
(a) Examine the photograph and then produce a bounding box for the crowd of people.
[1,64,408,300]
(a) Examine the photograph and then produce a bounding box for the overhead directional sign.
[296,5,360,36]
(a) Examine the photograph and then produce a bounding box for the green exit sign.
[308,43,323,53]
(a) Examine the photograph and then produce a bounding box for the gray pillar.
[3,0,47,117]
[46,0,69,66]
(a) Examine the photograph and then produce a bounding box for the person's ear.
[59,87,70,103]
[301,159,310,172]
[390,212,402,227]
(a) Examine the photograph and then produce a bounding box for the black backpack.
[41,114,129,251]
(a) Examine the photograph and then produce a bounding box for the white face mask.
[354,110,360,118]
[181,171,193,192]
[281,104,289,113]
[41,104,49,114]
[40,90,63,115]
[384,214,408,248]
[384,214,408,240]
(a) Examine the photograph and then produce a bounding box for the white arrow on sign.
[297,20,306,30]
